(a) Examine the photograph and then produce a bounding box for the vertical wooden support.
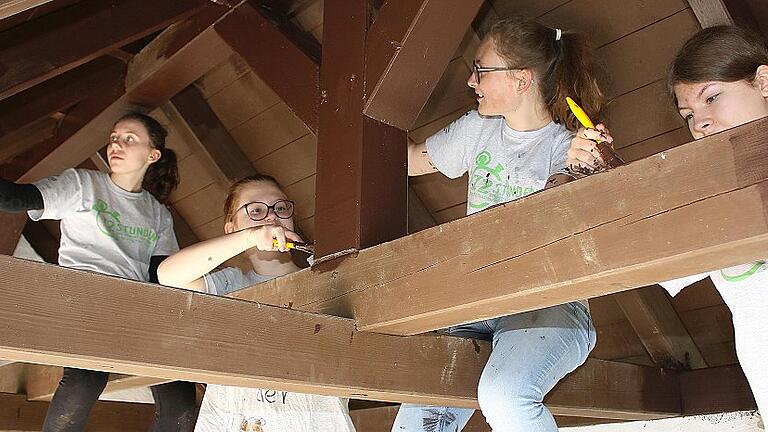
[687,0,734,27]
[314,0,408,259]
[0,213,27,255]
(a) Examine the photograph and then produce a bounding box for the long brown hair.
[223,174,284,222]
[668,25,768,105]
[115,112,179,204]
[486,17,605,131]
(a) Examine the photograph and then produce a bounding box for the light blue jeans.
[392,302,596,432]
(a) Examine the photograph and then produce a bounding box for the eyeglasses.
[472,60,524,84]
[233,200,295,221]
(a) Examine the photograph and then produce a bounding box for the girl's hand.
[567,124,614,173]
[244,225,302,252]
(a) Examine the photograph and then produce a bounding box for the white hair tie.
[554,28,562,41]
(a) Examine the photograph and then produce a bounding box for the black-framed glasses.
[234,200,295,221]
[472,60,523,84]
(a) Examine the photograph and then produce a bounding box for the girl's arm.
[408,140,439,176]
[157,225,301,291]
[0,178,43,212]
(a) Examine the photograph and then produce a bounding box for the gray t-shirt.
[427,110,572,215]
[29,168,178,282]
[203,266,274,296]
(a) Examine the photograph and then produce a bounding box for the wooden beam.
[229,118,768,335]
[0,213,27,255]
[214,3,320,132]
[0,0,207,102]
[25,365,171,402]
[0,393,154,431]
[0,116,58,164]
[687,0,734,27]
[313,0,408,258]
[364,0,483,130]
[21,221,58,264]
[0,0,54,21]
[680,365,757,415]
[169,85,256,183]
[0,255,681,418]
[17,2,235,183]
[614,286,707,370]
[0,57,119,137]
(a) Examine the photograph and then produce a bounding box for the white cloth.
[28,168,178,281]
[661,261,768,414]
[196,266,356,432]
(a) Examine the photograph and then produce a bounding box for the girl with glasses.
[399,17,604,432]
[0,112,196,431]
[158,174,356,432]
[568,24,768,419]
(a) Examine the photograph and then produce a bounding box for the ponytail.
[486,18,606,131]
[115,112,179,204]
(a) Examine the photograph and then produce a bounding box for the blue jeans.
[392,302,596,432]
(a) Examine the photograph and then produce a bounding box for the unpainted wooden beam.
[0,255,682,419]
[364,0,483,130]
[229,118,768,335]
[0,0,54,21]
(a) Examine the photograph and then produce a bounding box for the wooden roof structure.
[1,0,767,430]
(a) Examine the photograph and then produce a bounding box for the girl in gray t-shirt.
[0,112,196,431]
[158,174,356,432]
[400,18,604,432]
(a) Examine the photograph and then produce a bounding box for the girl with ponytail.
[0,112,195,431]
[400,18,602,432]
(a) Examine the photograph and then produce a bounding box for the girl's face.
[467,37,528,117]
[225,181,295,234]
[107,119,160,174]
[674,66,768,139]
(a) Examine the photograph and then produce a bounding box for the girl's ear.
[148,148,161,164]
[516,69,534,94]
[224,220,235,234]
[755,65,768,98]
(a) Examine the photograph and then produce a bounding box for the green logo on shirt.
[92,199,158,246]
[720,261,765,282]
[469,151,535,209]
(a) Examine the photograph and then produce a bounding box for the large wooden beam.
[230,118,768,335]
[687,0,734,27]
[214,3,320,132]
[313,0,408,258]
[680,365,757,414]
[614,286,707,370]
[364,0,482,130]
[0,255,681,418]
[0,393,154,431]
[0,0,207,102]
[0,213,28,255]
[17,2,234,183]
[0,0,54,21]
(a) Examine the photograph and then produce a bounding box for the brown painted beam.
[0,393,154,431]
[313,0,408,258]
[21,221,59,264]
[0,255,682,418]
[680,365,757,414]
[0,57,119,137]
[17,2,235,183]
[0,213,26,255]
[364,0,483,130]
[214,3,320,132]
[615,286,707,370]
[229,118,768,335]
[0,0,55,21]
[0,0,207,102]
[687,0,734,27]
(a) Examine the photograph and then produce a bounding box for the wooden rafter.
[680,365,757,414]
[364,0,483,130]
[0,255,685,419]
[0,213,26,255]
[17,2,235,183]
[0,0,54,21]
[0,0,208,102]
[229,118,768,335]
[615,286,707,370]
[687,0,734,28]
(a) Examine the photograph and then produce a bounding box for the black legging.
[42,368,197,432]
